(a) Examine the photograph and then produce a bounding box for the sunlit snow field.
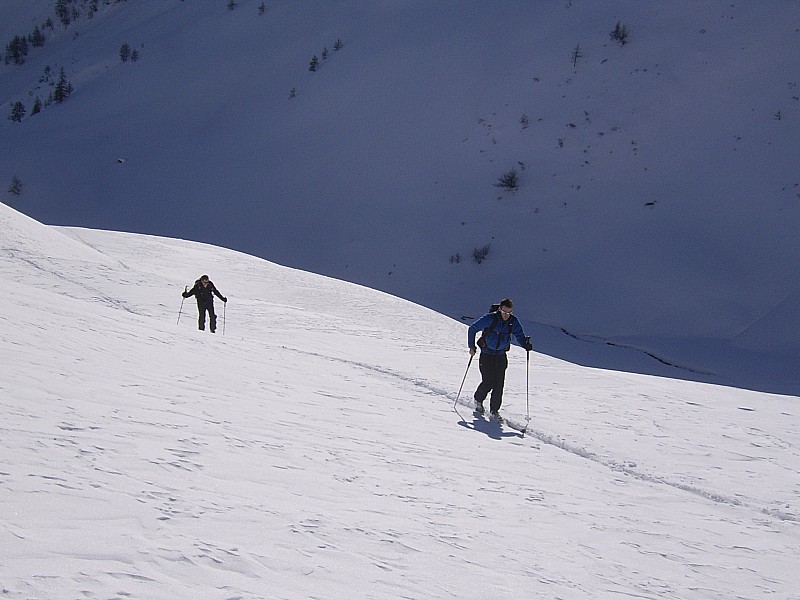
[2,203,798,599]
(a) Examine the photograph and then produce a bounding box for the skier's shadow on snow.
[457,413,522,440]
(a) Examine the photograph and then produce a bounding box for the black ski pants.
[474,352,508,413]
[196,300,217,332]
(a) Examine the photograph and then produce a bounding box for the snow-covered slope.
[2,202,799,599]
[2,1,799,394]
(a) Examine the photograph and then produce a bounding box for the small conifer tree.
[9,101,26,122]
[495,168,519,191]
[29,26,45,48]
[55,0,71,28]
[53,67,73,103]
[610,21,629,46]
[4,35,29,65]
[571,43,582,67]
[8,176,23,196]
[473,244,491,264]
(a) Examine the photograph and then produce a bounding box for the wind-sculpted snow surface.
[1,204,799,599]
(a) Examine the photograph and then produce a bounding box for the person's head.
[498,298,513,320]
[200,275,210,286]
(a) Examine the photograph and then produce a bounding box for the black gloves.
[523,337,533,352]
[222,297,228,303]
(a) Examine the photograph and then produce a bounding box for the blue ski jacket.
[468,312,528,355]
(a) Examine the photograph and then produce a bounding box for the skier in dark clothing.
[182,275,227,333]
[467,298,532,418]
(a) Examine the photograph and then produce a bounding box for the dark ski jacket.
[183,279,225,304]
[468,311,528,355]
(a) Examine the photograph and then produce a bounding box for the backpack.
[476,305,513,350]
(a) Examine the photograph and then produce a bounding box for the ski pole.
[453,353,474,410]
[222,300,227,336]
[525,348,531,427]
[177,286,187,325]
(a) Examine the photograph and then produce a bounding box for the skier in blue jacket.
[468,298,532,418]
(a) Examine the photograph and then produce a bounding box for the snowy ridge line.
[558,327,717,376]
[280,346,799,523]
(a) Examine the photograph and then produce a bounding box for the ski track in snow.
[5,247,141,315]
[282,345,800,526]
